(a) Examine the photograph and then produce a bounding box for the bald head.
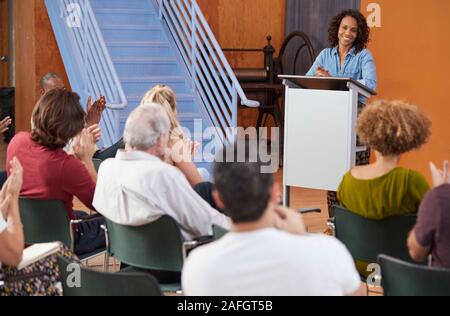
[40,73,65,95]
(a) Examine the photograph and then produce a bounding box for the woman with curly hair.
[337,100,432,219]
[307,10,377,216]
[307,9,377,92]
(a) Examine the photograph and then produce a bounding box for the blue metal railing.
[45,0,127,147]
[157,0,259,140]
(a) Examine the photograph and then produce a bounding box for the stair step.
[106,41,170,47]
[94,8,157,26]
[127,93,195,103]
[121,76,189,94]
[126,93,197,112]
[119,110,201,122]
[100,25,163,41]
[114,57,180,77]
[91,0,151,10]
[106,40,172,58]
[178,112,203,121]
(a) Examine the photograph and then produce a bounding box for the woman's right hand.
[73,128,96,162]
[430,161,449,188]
[315,66,331,77]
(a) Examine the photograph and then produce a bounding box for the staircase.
[90,0,206,139]
[46,0,258,170]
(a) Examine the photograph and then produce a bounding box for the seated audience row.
[3,80,449,296]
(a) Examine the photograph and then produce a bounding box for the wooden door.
[0,0,10,87]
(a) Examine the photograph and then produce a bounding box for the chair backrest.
[378,254,450,296]
[213,225,228,240]
[92,158,102,173]
[105,216,184,272]
[334,205,417,264]
[275,31,316,78]
[19,198,72,248]
[57,256,161,296]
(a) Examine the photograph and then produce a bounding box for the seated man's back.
[182,228,360,296]
[93,104,230,240]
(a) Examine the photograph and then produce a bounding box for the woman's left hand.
[7,157,23,198]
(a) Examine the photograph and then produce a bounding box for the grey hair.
[124,102,170,150]
[40,72,61,89]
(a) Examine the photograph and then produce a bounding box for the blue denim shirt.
[307,46,377,92]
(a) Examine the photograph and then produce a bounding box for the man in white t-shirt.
[182,142,363,296]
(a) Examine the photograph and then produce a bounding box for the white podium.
[280,75,376,207]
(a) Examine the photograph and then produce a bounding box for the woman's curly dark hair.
[328,9,370,53]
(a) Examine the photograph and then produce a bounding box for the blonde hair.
[140,85,183,139]
[357,100,432,156]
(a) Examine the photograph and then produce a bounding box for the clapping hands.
[73,128,97,162]
[0,116,12,134]
[1,157,23,219]
[85,95,106,127]
[430,160,450,188]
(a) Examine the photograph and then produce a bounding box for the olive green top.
[337,168,430,219]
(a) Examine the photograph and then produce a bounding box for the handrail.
[45,0,128,146]
[156,0,259,139]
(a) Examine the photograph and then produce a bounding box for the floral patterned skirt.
[0,246,79,296]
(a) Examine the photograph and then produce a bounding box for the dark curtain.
[283,0,361,75]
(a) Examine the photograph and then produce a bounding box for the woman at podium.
[306,9,377,92]
[306,9,377,215]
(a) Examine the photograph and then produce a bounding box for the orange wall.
[198,0,286,68]
[361,0,450,182]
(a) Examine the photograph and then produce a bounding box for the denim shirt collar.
[332,46,357,57]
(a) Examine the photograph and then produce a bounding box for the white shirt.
[0,212,5,267]
[93,150,230,240]
[182,228,361,296]
[0,212,6,234]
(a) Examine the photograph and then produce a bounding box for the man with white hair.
[93,103,230,240]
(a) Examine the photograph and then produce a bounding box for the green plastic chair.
[103,215,205,292]
[332,205,418,264]
[212,225,228,240]
[19,197,106,262]
[92,158,102,173]
[19,198,73,248]
[57,256,162,296]
[378,254,450,296]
